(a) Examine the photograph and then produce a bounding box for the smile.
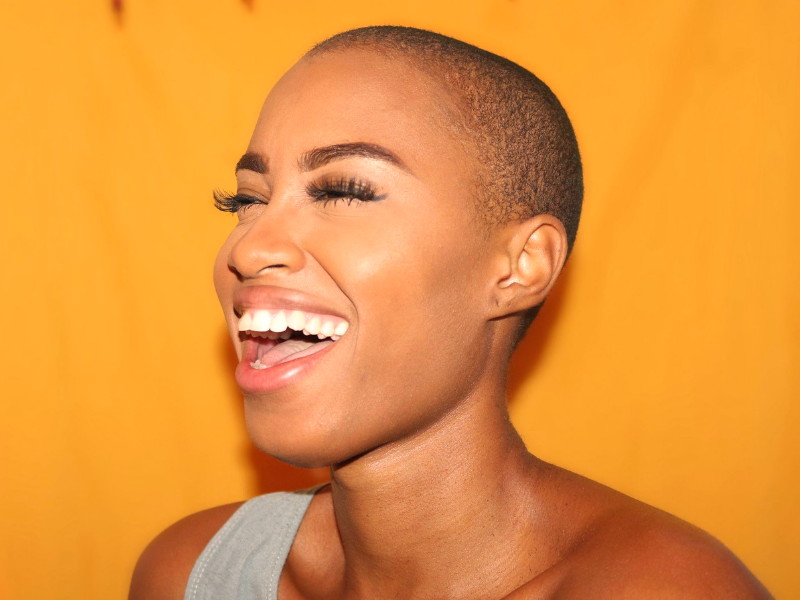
[237,308,349,370]
[233,304,350,394]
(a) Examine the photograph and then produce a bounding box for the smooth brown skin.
[130,50,772,600]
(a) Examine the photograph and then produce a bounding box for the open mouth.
[237,309,348,371]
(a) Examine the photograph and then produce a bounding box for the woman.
[130,26,771,600]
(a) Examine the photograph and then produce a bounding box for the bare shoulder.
[128,502,244,600]
[555,507,773,599]
[531,465,773,599]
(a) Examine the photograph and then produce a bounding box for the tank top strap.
[184,484,326,600]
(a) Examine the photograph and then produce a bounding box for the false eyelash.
[213,190,265,213]
[306,176,386,207]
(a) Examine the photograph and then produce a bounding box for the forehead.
[248,49,473,177]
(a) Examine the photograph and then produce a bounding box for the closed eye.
[306,176,387,208]
[213,190,266,214]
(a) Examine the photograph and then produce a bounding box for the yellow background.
[0,1,797,598]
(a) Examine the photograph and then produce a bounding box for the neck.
[327,382,544,600]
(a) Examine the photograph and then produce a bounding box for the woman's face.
[214,50,501,467]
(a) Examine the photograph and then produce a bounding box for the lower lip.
[234,339,336,394]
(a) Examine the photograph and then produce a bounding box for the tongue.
[258,338,333,368]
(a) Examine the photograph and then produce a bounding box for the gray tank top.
[184,484,327,600]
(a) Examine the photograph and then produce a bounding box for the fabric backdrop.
[0,1,797,598]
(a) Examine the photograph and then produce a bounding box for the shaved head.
[307,26,583,341]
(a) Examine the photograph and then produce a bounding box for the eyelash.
[306,176,385,207]
[213,177,385,214]
[213,190,265,213]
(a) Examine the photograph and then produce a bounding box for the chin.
[243,404,360,469]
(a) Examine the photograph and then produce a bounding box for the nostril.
[227,264,244,280]
[228,262,292,281]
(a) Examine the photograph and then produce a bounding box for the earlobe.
[490,215,568,318]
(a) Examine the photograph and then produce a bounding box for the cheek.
[316,213,485,372]
[213,231,244,354]
[320,226,487,452]
[313,222,446,313]
[213,231,239,303]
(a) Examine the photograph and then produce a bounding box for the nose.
[227,204,306,280]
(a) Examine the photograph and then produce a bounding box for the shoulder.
[521,464,773,599]
[556,502,773,599]
[128,501,244,600]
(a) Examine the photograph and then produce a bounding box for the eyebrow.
[235,153,268,175]
[234,142,410,177]
[298,142,409,173]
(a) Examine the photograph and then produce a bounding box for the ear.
[488,214,569,319]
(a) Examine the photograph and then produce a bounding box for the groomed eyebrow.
[235,152,268,175]
[298,142,410,173]
[234,143,410,176]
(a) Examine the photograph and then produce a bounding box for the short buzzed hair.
[308,26,583,347]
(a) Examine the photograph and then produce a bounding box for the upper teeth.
[237,309,348,341]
